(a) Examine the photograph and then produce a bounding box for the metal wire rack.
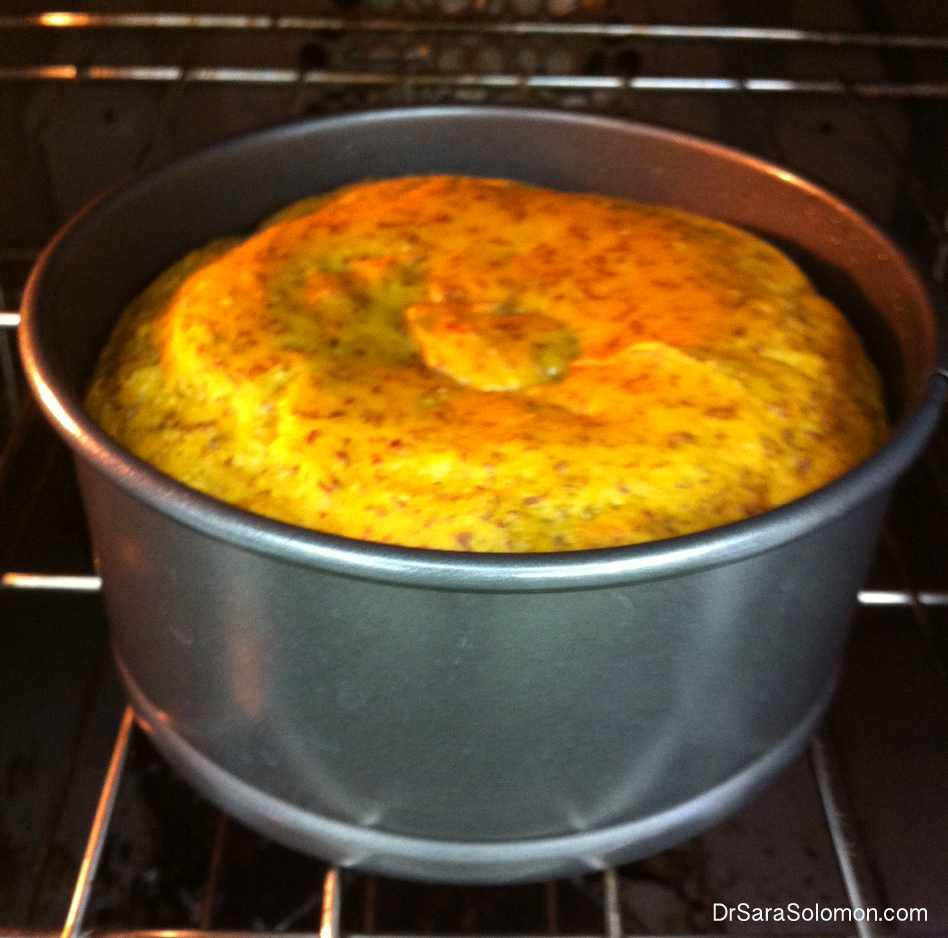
[1,4,947,936]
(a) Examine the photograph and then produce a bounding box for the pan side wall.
[78,459,889,845]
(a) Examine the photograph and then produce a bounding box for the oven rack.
[0,702,917,938]
[2,5,948,937]
[3,11,948,98]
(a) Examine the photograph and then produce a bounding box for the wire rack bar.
[4,576,944,612]
[7,573,945,606]
[810,731,891,938]
[9,566,948,602]
[1,574,103,591]
[319,869,342,938]
[2,67,948,98]
[602,867,623,938]
[857,589,948,606]
[3,13,948,51]
[198,814,230,930]
[60,706,136,938]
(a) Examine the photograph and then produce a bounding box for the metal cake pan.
[19,107,947,882]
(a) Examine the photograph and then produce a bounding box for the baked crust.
[86,176,887,551]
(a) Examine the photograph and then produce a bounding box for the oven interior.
[1,1,947,935]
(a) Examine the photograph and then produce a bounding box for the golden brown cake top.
[86,176,887,551]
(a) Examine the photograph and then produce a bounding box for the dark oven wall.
[1,1,948,936]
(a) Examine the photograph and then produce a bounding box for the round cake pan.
[19,107,947,882]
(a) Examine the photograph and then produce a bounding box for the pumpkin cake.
[85,176,887,551]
